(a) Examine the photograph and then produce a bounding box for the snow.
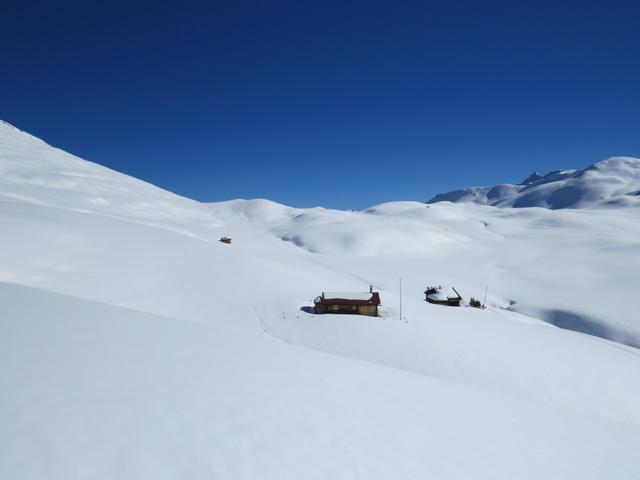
[425,286,459,301]
[426,291,448,301]
[5,282,640,480]
[323,292,375,300]
[427,157,640,209]
[1,119,640,478]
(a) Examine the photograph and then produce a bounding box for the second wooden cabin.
[425,286,462,306]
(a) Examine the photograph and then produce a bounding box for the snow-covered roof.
[324,292,374,300]
[426,286,461,301]
[427,291,448,301]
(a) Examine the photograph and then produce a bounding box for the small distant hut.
[314,287,381,317]
[425,286,462,307]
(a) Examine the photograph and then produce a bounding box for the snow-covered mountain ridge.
[427,156,640,208]
[2,119,640,479]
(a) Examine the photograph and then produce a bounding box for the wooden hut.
[425,286,462,306]
[314,288,381,317]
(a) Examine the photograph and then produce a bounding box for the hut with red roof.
[313,286,381,317]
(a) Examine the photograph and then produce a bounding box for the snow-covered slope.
[0,120,217,232]
[427,157,640,208]
[6,282,640,480]
[2,120,640,479]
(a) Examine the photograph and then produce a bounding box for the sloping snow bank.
[2,282,640,480]
[268,300,640,426]
[0,198,257,331]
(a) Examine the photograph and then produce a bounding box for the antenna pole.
[400,276,404,323]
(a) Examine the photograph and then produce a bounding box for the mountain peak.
[427,157,640,209]
[519,171,544,185]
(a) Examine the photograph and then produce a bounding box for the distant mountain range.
[427,157,640,209]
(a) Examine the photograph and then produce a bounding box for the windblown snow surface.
[1,119,640,479]
[427,158,640,209]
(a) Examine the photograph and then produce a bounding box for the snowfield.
[1,119,640,479]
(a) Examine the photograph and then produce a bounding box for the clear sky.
[2,0,639,209]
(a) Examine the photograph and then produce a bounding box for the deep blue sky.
[2,0,639,209]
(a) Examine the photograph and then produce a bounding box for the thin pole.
[399,276,403,323]
[483,285,488,307]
